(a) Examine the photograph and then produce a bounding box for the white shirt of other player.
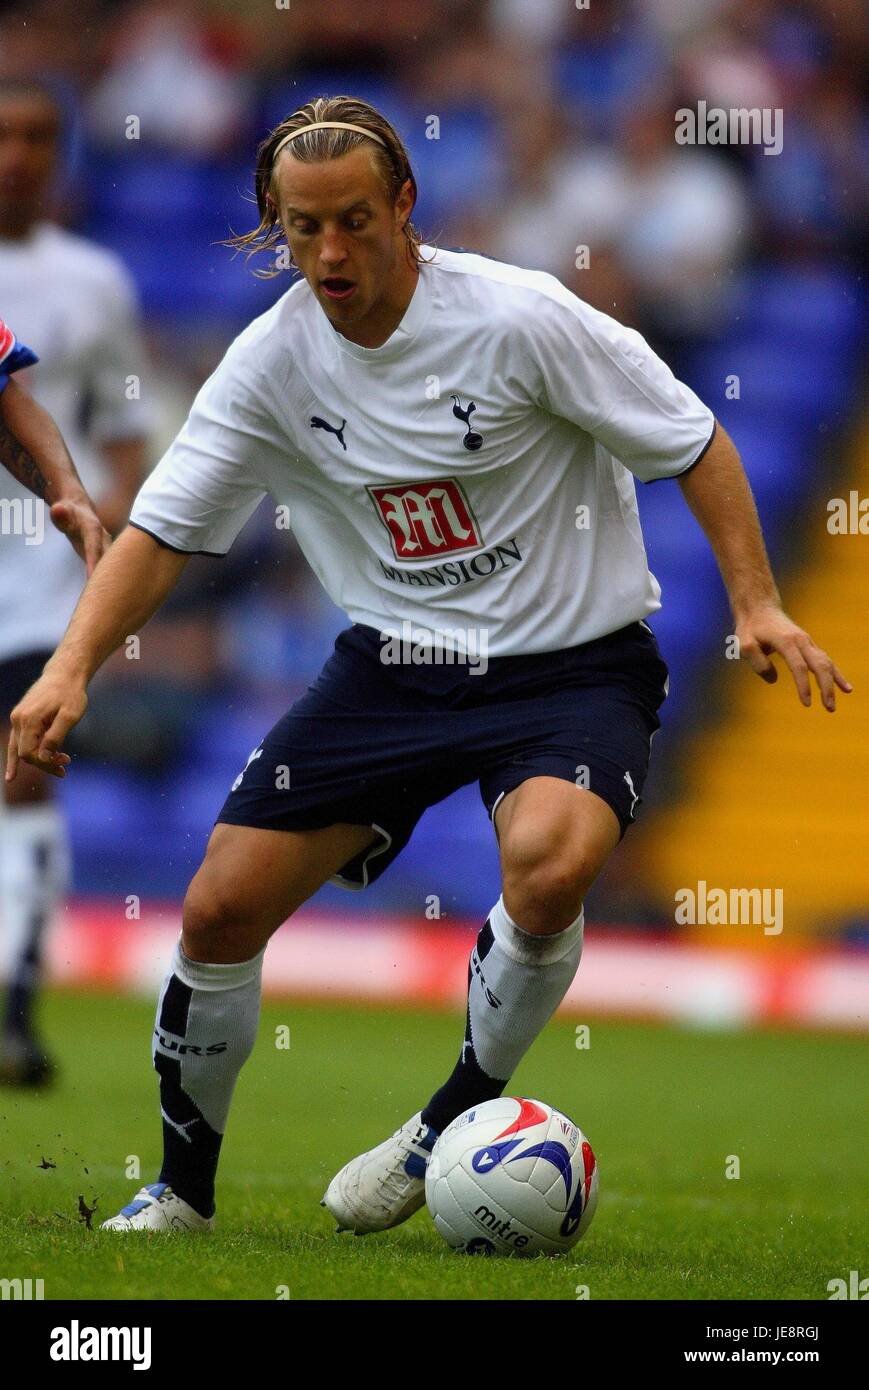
[0,223,151,661]
[131,246,714,657]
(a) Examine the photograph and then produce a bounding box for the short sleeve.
[0,318,38,392]
[129,345,273,557]
[521,281,715,483]
[86,262,154,442]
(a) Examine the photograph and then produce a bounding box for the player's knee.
[181,881,252,960]
[502,840,592,931]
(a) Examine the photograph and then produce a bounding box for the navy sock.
[421,922,507,1133]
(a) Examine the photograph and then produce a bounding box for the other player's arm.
[6,526,189,781]
[0,377,110,574]
[97,437,148,538]
[677,422,852,710]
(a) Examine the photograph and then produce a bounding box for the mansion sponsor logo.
[368,477,482,559]
[379,536,523,590]
[675,881,783,935]
[675,101,783,155]
[379,620,489,675]
[50,1320,151,1370]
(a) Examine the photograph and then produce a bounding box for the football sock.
[1,803,69,1040]
[153,940,264,1219]
[422,895,584,1134]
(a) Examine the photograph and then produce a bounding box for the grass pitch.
[0,989,864,1301]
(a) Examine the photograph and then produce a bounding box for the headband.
[271,121,388,165]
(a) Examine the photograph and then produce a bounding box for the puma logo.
[160,1107,199,1146]
[310,415,347,450]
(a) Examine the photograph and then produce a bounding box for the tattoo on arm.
[0,418,50,499]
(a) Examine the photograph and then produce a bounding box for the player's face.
[271,148,416,339]
[0,92,59,233]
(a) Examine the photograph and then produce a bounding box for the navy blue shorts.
[216,620,669,889]
[0,649,53,721]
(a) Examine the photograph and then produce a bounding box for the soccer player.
[0,321,110,1088]
[8,97,850,1228]
[0,80,150,1085]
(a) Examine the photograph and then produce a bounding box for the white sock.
[468,895,584,1080]
[0,802,69,1036]
[153,939,265,1216]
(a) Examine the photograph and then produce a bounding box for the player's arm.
[5,526,189,781]
[0,377,110,574]
[677,422,852,710]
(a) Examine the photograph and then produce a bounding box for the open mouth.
[320,277,357,302]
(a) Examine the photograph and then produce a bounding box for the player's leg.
[322,779,619,1235]
[107,620,444,1232]
[322,621,668,1235]
[421,777,619,1129]
[102,818,378,1232]
[414,625,668,1154]
[0,651,69,1088]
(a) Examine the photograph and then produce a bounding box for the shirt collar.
[327,250,433,363]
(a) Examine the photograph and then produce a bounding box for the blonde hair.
[226,95,427,276]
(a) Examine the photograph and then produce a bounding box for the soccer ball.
[425,1096,598,1256]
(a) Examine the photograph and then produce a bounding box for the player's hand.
[49,496,111,576]
[735,604,853,711]
[6,671,88,780]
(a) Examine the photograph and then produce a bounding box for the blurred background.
[2,0,866,1028]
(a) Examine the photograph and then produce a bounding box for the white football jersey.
[0,224,151,661]
[131,247,714,656]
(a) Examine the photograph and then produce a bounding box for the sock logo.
[470,948,501,1008]
[160,1106,200,1145]
[153,1029,228,1057]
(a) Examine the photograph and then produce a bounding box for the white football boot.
[322,1111,439,1234]
[100,1182,214,1233]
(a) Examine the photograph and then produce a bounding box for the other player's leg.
[322,778,619,1233]
[102,818,378,1232]
[0,652,69,1088]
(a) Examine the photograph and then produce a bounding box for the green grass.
[0,989,865,1300]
